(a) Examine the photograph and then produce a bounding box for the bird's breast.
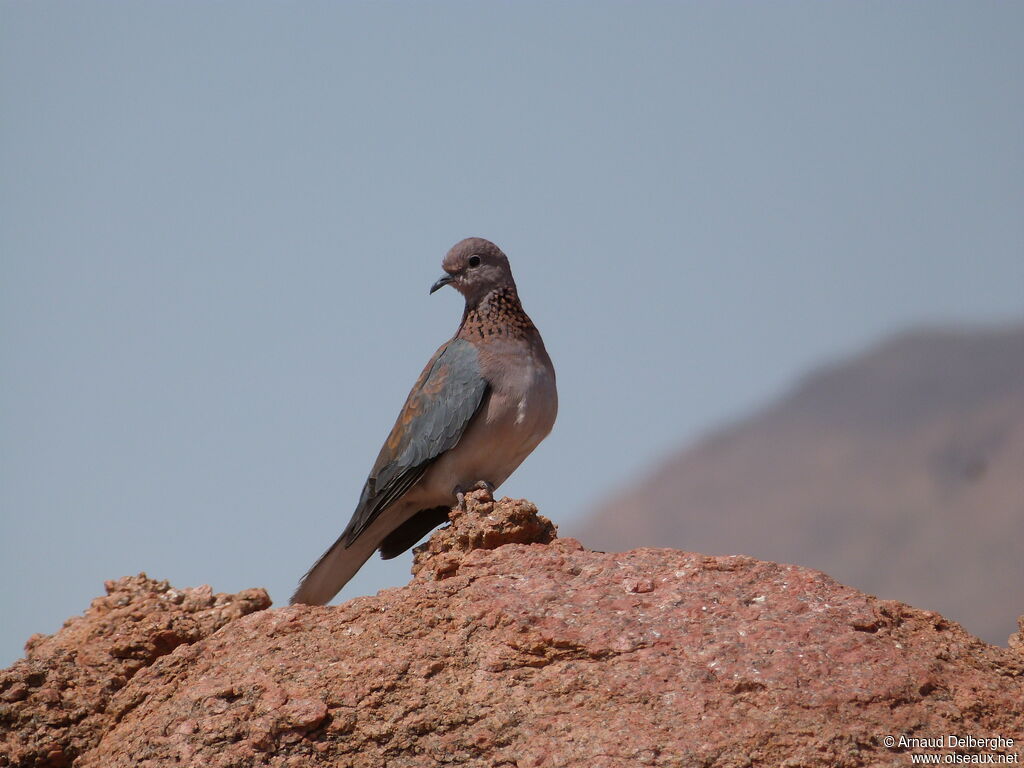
[483,340,556,434]
[474,340,557,477]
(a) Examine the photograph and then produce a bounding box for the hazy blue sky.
[2,2,1022,666]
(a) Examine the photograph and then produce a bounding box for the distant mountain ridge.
[577,322,1024,645]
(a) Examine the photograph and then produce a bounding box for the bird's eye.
[468,255,481,268]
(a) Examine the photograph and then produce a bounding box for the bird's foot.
[454,481,495,511]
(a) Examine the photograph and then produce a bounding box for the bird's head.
[430,237,516,303]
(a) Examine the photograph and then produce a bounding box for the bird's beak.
[429,274,453,294]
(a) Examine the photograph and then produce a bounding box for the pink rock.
[2,497,1022,767]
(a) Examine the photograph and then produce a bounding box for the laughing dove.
[291,237,557,605]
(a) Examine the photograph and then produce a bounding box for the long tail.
[290,527,382,605]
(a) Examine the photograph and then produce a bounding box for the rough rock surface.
[411,492,557,582]
[0,575,270,767]
[3,492,1023,767]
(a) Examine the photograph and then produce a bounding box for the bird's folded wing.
[343,337,488,545]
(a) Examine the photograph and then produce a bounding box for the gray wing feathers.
[290,339,486,605]
[344,338,487,544]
